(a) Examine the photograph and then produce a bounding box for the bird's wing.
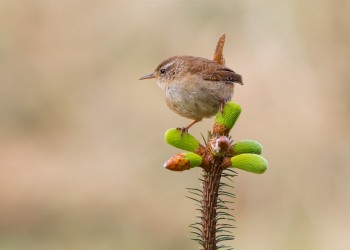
[202,67,243,84]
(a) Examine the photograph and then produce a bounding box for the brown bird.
[140,34,243,133]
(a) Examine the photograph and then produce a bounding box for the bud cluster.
[163,102,268,174]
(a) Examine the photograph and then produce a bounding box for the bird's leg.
[177,119,202,135]
[219,99,227,116]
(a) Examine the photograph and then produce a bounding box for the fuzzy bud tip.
[210,136,231,156]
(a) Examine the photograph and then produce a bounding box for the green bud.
[164,128,201,152]
[230,153,268,174]
[185,152,203,168]
[213,102,241,135]
[164,152,202,171]
[232,140,262,155]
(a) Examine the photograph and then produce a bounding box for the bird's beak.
[139,73,155,80]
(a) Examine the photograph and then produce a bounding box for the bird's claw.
[176,127,189,136]
[176,119,201,136]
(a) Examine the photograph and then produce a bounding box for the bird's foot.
[176,127,189,136]
[176,119,202,136]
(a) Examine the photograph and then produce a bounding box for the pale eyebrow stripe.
[162,61,175,70]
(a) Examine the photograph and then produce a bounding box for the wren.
[139,34,243,133]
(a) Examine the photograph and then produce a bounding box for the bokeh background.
[1,0,349,249]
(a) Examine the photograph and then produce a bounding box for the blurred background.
[0,0,349,249]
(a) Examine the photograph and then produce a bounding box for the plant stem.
[201,159,224,250]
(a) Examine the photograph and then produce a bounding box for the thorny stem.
[201,33,235,246]
[201,159,224,250]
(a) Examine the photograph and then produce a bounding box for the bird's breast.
[163,80,234,120]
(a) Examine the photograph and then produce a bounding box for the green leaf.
[213,102,241,135]
[215,102,241,129]
[230,153,268,174]
[232,140,262,155]
[164,128,200,152]
[184,152,202,168]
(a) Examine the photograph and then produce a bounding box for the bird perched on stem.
[140,34,243,133]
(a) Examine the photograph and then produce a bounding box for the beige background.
[0,0,349,249]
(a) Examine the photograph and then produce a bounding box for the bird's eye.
[160,68,166,75]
